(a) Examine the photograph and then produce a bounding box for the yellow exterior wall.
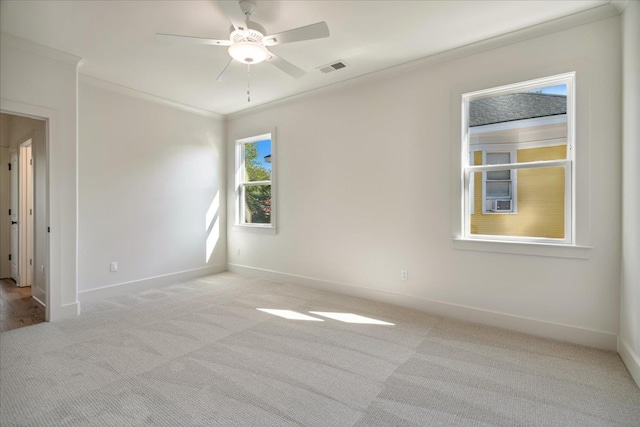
[471,145,566,238]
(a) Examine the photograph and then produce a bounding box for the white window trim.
[460,72,576,246]
[233,131,276,234]
[452,238,591,259]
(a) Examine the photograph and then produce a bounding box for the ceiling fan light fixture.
[228,41,269,64]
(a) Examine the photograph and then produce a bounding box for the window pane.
[486,181,511,198]
[469,83,568,164]
[486,153,511,180]
[471,166,565,239]
[243,184,271,224]
[487,152,510,165]
[487,170,510,180]
[243,139,271,182]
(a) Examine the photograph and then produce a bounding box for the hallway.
[0,278,44,332]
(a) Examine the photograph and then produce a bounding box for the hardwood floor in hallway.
[0,278,45,332]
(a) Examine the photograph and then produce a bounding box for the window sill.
[452,238,591,259]
[233,224,277,235]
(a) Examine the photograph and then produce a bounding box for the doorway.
[0,112,48,330]
[0,278,45,332]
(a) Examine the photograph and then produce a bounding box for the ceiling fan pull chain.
[247,64,251,102]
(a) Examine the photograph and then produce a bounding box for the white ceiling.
[0,0,611,116]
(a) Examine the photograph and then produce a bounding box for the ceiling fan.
[156,0,330,83]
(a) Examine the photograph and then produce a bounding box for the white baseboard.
[32,286,46,307]
[78,264,227,304]
[49,301,80,322]
[228,263,618,351]
[618,337,640,389]
[32,294,45,308]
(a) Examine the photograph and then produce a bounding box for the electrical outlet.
[110,261,118,272]
[400,270,408,281]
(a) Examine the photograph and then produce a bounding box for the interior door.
[26,147,33,288]
[10,151,18,283]
[19,143,33,288]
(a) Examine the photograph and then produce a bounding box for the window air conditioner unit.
[492,199,512,212]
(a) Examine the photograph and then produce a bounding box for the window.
[235,133,275,230]
[462,73,574,244]
[470,148,518,213]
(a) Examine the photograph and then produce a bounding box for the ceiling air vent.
[318,60,348,74]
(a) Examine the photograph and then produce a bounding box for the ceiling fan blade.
[218,0,248,32]
[266,52,305,79]
[216,59,235,82]
[263,22,329,46]
[156,33,231,46]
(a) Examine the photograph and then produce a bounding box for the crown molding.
[0,32,82,66]
[226,3,619,121]
[610,1,628,13]
[79,74,224,120]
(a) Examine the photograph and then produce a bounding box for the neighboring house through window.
[462,73,574,244]
[471,148,518,213]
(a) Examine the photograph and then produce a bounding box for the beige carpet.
[1,272,638,426]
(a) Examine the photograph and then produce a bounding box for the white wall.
[0,114,11,145]
[0,114,45,149]
[619,0,640,387]
[227,16,622,349]
[1,34,81,320]
[77,82,226,299]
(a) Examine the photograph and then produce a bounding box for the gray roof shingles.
[469,93,566,127]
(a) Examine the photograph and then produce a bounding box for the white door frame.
[0,103,52,322]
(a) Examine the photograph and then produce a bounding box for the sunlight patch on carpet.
[309,312,395,325]
[257,309,324,321]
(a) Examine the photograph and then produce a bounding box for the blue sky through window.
[255,139,271,172]
[531,84,566,96]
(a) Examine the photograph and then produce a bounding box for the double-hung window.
[235,132,275,230]
[462,73,574,244]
